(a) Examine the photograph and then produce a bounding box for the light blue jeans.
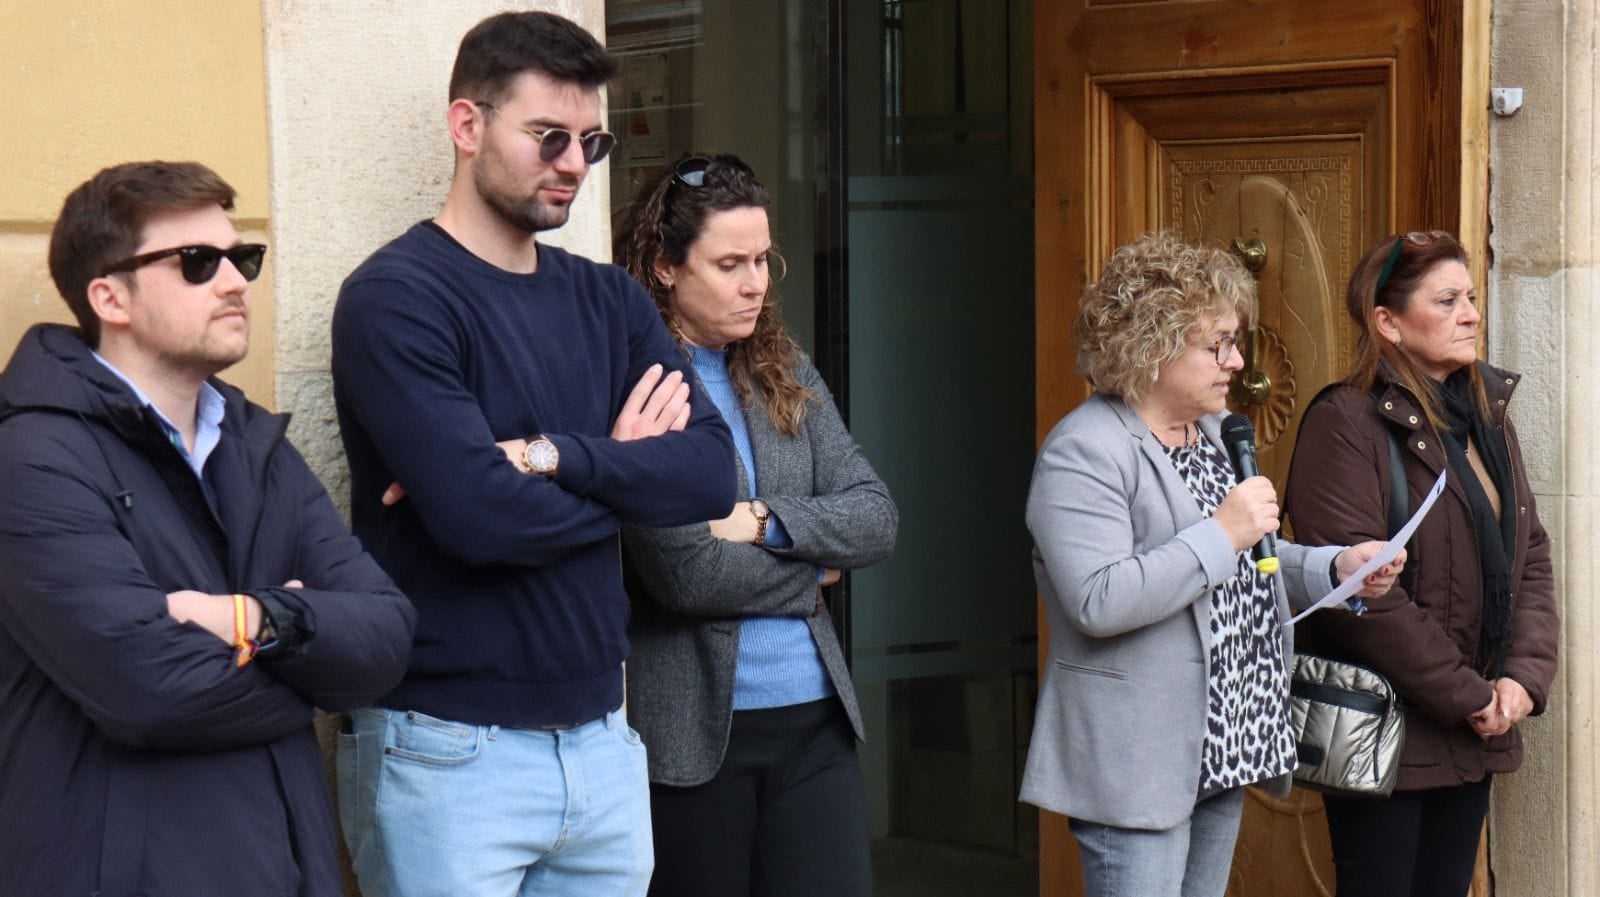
[336,706,653,897]
[1068,787,1245,897]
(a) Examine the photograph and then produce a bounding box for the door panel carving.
[1163,138,1362,481]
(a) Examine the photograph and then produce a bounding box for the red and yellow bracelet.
[232,593,259,668]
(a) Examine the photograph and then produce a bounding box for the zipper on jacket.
[238,415,290,589]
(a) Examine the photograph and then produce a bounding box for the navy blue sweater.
[332,223,737,727]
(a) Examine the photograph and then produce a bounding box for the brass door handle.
[1232,370,1273,405]
[1231,238,1267,273]
[1229,238,1269,406]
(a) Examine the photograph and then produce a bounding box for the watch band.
[749,500,770,545]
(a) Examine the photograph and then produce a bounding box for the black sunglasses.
[476,102,616,164]
[672,156,714,187]
[101,243,268,285]
[670,155,754,189]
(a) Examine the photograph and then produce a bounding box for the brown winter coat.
[1285,360,1558,792]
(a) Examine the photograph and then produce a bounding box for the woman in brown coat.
[1286,231,1559,897]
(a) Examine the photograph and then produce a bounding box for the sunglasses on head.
[475,102,616,164]
[1374,230,1454,292]
[670,155,754,189]
[101,243,268,285]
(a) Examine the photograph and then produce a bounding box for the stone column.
[1487,1,1599,894]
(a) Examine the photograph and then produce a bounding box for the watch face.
[525,438,559,474]
[750,499,770,519]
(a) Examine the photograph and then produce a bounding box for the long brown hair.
[1343,230,1486,428]
[613,153,813,436]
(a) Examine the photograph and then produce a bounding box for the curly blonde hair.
[613,153,814,437]
[1075,231,1257,403]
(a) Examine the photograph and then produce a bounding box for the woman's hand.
[1492,677,1534,726]
[1214,476,1281,552]
[708,502,760,543]
[1333,542,1408,599]
[1468,690,1511,740]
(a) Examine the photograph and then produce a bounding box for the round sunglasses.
[101,243,268,285]
[475,102,616,164]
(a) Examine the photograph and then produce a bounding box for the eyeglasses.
[101,243,268,284]
[475,102,616,164]
[1203,334,1242,365]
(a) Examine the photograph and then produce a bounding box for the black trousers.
[647,698,872,897]
[1323,776,1492,897]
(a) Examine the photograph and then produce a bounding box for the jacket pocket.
[1053,658,1128,680]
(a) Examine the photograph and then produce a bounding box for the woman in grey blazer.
[613,153,898,897]
[1022,232,1402,897]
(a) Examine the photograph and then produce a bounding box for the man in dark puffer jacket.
[0,160,416,897]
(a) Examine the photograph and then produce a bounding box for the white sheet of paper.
[1284,467,1448,627]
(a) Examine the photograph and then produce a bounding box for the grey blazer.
[623,354,898,787]
[1019,393,1342,830]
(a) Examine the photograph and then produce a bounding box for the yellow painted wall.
[0,2,275,404]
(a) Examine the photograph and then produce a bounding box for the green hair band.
[1374,236,1405,295]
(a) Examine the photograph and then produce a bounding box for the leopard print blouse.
[1162,437,1295,793]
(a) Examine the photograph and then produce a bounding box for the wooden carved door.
[1034,2,1489,895]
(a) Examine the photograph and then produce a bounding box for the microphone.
[1220,413,1280,575]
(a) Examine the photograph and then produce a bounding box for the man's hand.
[166,590,261,646]
[1333,542,1408,599]
[820,567,842,586]
[612,364,691,442]
[381,365,692,506]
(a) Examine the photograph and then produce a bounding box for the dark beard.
[474,166,576,234]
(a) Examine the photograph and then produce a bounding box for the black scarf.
[1438,370,1516,678]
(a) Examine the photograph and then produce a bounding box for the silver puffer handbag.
[1287,653,1404,797]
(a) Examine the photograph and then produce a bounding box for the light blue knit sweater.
[690,346,834,709]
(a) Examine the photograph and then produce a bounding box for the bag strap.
[1286,383,1410,542]
[1383,417,1408,538]
[1285,382,1415,593]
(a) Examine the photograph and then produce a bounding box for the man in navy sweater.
[330,11,737,897]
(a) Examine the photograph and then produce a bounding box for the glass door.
[844,2,1038,894]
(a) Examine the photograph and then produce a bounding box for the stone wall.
[1486,2,1599,894]
[0,1,274,401]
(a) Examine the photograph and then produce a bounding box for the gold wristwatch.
[521,436,559,476]
[748,498,771,544]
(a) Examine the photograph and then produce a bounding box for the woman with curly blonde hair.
[1021,231,1402,897]
[612,153,898,897]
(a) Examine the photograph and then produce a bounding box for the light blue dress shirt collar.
[91,352,226,479]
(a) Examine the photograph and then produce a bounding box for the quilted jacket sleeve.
[250,444,415,712]
[0,418,315,752]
